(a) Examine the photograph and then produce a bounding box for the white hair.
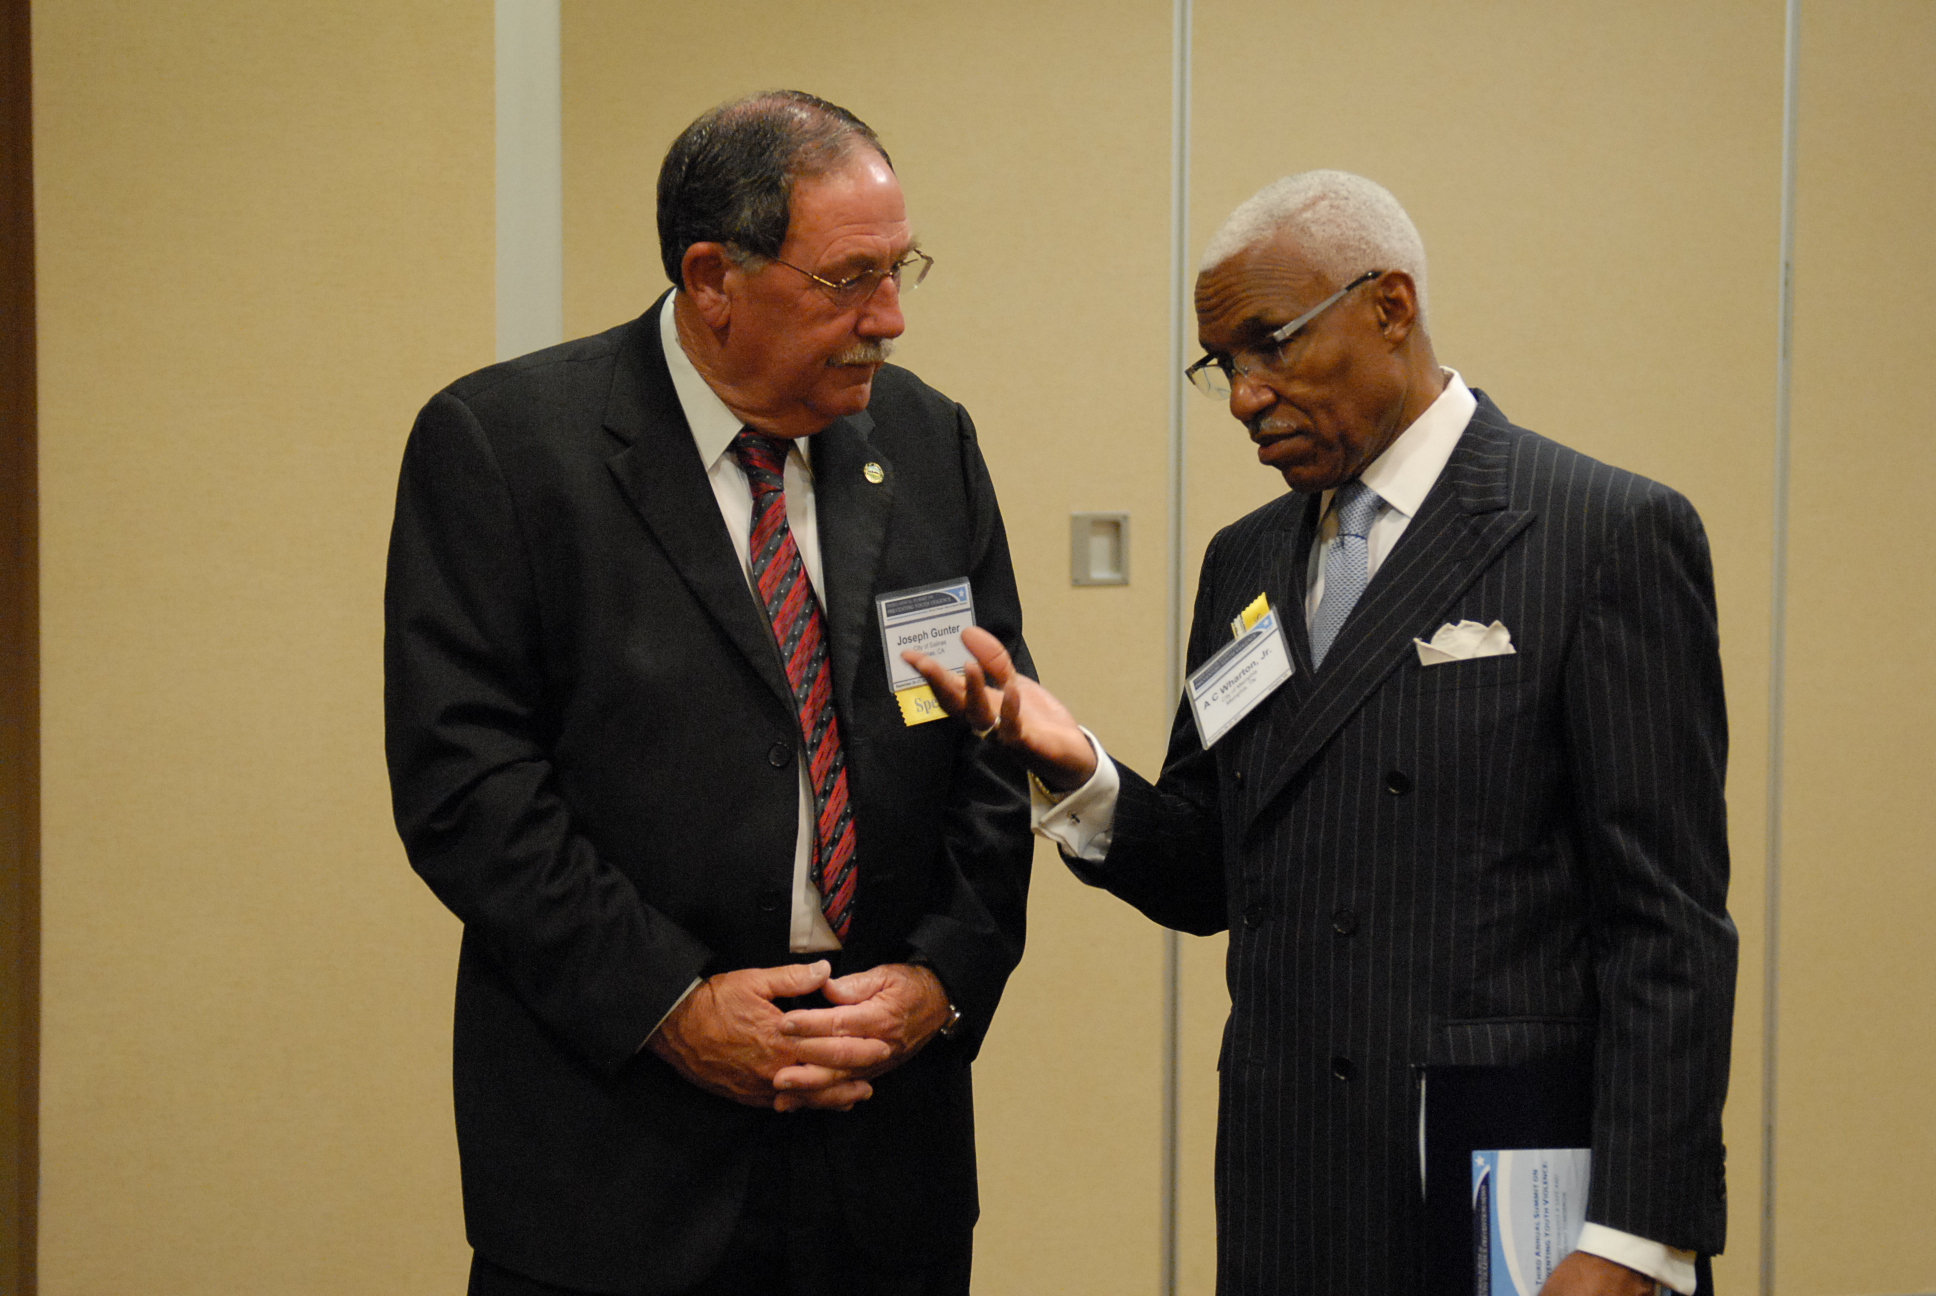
[1200,170,1429,324]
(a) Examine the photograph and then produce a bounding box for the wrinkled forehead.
[1194,234,1332,344]
[780,153,913,264]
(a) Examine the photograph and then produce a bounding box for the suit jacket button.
[758,889,785,914]
[1232,768,1245,784]
[1384,770,1412,795]
[768,742,792,768]
[1332,909,1358,936]
[1331,1055,1354,1082]
[1242,902,1266,928]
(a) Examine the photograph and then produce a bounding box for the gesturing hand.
[903,626,1097,793]
[647,960,892,1112]
[773,963,953,1112]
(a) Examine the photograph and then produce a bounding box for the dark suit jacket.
[1077,392,1736,1294]
[384,296,1033,1293]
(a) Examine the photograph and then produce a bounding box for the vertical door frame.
[0,0,41,1289]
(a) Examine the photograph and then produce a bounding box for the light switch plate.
[1070,513,1129,585]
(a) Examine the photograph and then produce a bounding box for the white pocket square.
[1413,619,1516,666]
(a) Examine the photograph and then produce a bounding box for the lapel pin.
[863,462,885,484]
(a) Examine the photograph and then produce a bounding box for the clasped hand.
[647,960,951,1112]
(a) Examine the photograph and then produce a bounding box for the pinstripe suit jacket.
[1078,391,1736,1294]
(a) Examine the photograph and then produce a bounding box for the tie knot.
[731,429,789,488]
[1332,479,1382,538]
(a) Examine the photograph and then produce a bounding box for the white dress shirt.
[1033,370,1695,1293]
[660,294,842,955]
[1300,370,1474,625]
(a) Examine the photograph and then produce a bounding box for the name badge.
[1186,604,1293,748]
[877,578,976,726]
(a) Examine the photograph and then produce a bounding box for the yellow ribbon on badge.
[1232,592,1271,637]
[897,683,948,726]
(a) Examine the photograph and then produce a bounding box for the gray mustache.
[829,339,894,367]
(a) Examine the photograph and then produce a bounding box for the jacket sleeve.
[1564,482,1737,1254]
[384,388,711,1076]
[1062,531,1231,938]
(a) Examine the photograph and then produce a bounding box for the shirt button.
[1332,909,1358,936]
[1331,1056,1355,1082]
[768,742,792,768]
[1384,770,1413,795]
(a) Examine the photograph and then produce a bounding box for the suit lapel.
[1221,491,1321,727]
[805,413,894,716]
[1240,400,1533,836]
[602,299,794,713]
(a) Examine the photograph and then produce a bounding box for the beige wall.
[1779,3,1936,1292]
[26,1,1936,1292]
[34,2,488,1290]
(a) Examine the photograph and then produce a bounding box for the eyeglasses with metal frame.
[1184,268,1385,399]
[766,248,935,308]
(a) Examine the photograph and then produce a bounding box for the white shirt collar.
[658,292,812,472]
[1326,368,1476,520]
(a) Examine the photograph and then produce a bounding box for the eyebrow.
[1198,314,1284,355]
[820,239,922,277]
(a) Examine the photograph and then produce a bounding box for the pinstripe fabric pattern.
[1078,392,1736,1294]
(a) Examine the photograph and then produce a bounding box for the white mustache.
[1248,411,1309,439]
[829,339,894,367]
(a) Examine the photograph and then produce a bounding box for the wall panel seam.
[1161,1,1192,1293]
[495,0,563,360]
[1761,1,1801,1292]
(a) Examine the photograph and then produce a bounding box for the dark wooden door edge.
[0,0,40,1290]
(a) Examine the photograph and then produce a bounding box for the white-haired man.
[912,171,1735,1294]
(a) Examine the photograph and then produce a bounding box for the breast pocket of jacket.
[1408,651,1530,694]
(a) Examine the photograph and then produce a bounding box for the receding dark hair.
[656,90,890,287]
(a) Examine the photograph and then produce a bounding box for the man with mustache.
[386,92,1033,1295]
[913,171,1735,1294]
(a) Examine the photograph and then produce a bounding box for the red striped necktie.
[729,430,858,940]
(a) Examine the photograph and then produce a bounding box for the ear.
[681,242,739,327]
[1370,270,1422,346]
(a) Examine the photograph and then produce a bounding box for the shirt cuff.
[1029,727,1118,861]
[638,977,703,1052]
[1574,1223,1697,1294]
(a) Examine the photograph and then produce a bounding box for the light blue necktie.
[1309,479,1383,668]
